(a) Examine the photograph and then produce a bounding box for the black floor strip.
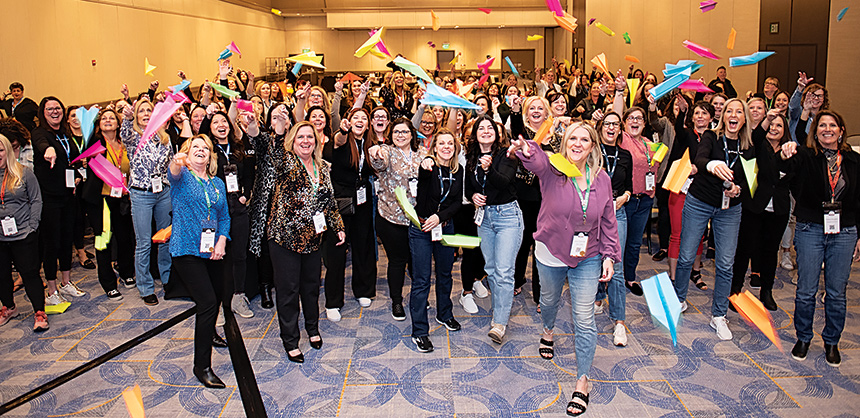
[222,302,268,418]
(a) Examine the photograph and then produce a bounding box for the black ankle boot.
[260,284,274,309]
[760,289,777,311]
[193,366,226,388]
[825,344,841,366]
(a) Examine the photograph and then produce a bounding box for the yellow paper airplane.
[662,150,693,193]
[652,143,669,164]
[729,290,783,352]
[144,58,156,76]
[533,115,554,145]
[431,10,440,31]
[591,53,610,77]
[122,385,146,418]
[727,28,737,50]
[626,78,641,107]
[527,34,544,41]
[287,51,326,69]
[740,156,758,197]
[355,28,385,58]
[549,153,583,178]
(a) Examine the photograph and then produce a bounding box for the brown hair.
[804,110,850,155]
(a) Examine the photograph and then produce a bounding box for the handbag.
[336,197,354,215]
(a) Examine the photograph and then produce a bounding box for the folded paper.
[663,59,700,78]
[545,0,564,16]
[679,79,714,92]
[595,22,615,36]
[165,90,191,104]
[271,8,281,15]
[227,41,241,57]
[94,200,112,251]
[649,68,691,101]
[479,8,492,14]
[152,225,172,243]
[170,80,191,94]
[699,0,717,12]
[642,272,682,346]
[45,301,71,314]
[291,63,303,75]
[729,51,775,67]
[740,156,758,197]
[838,7,849,21]
[236,99,254,113]
[626,78,640,107]
[505,56,520,78]
[122,384,146,418]
[477,56,495,75]
[90,154,128,191]
[477,73,490,87]
[650,142,668,164]
[683,40,720,60]
[449,53,460,66]
[729,290,783,352]
[458,82,475,97]
[340,72,362,84]
[727,28,737,50]
[623,32,631,44]
[217,48,233,61]
[662,150,693,193]
[139,97,182,150]
[624,55,641,63]
[441,234,482,248]
[70,142,105,164]
[144,58,156,76]
[394,56,434,84]
[549,153,583,177]
[394,187,421,227]
[588,18,596,25]
[355,28,386,57]
[431,11,440,31]
[533,116,554,145]
[553,11,578,33]
[527,34,544,41]
[76,106,99,146]
[208,82,240,99]
[286,51,325,69]
[591,53,610,78]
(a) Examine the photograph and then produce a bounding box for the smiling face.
[432,106,445,123]
[309,109,327,133]
[10,88,22,101]
[371,110,388,134]
[475,97,489,114]
[816,115,843,150]
[506,86,519,97]
[766,116,785,142]
[136,102,152,128]
[188,137,211,169]
[309,88,325,107]
[227,79,237,91]
[763,79,778,95]
[476,119,496,149]
[505,74,517,86]
[392,72,404,87]
[624,109,644,137]
[434,133,456,163]
[748,99,765,123]
[260,84,270,100]
[99,111,118,133]
[488,84,499,96]
[190,107,206,133]
[601,114,621,144]
[693,106,713,130]
[419,114,436,136]
[711,96,726,118]
[774,92,790,112]
[722,101,746,137]
[717,68,727,80]
[551,95,567,117]
[270,83,280,96]
[527,99,547,127]
[391,123,412,150]
[68,110,81,130]
[43,100,64,130]
[292,125,317,161]
[590,83,601,99]
[210,114,230,142]
[565,126,594,165]
[349,111,368,135]
[807,88,825,111]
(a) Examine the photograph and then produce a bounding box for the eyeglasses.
[373,115,388,120]
[392,130,410,136]
[603,122,621,127]
[765,82,778,87]
[626,116,644,122]
[420,121,435,125]
[45,107,62,113]
[809,92,824,99]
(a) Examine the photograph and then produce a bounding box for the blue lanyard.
[601,144,618,178]
[721,135,740,169]
[438,169,453,204]
[217,143,231,160]
[57,135,71,160]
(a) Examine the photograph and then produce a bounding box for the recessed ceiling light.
[421,26,425,29]
[455,25,459,28]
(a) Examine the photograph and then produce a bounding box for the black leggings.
[452,204,485,292]
[375,214,410,305]
[172,255,225,369]
[269,241,321,350]
[732,209,790,293]
[40,199,75,280]
[226,208,250,294]
[323,202,377,309]
[514,199,541,304]
[86,197,135,293]
[0,232,44,312]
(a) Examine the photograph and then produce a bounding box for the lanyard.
[571,165,591,224]
[722,135,740,169]
[474,152,490,193]
[302,158,319,195]
[639,138,653,171]
[1,172,7,206]
[827,151,842,203]
[105,140,124,168]
[71,136,83,154]
[601,144,618,178]
[57,135,71,161]
[190,171,218,220]
[217,143,231,160]
[438,169,453,207]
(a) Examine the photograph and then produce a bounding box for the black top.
[0,97,38,132]
[707,78,738,98]
[745,126,792,215]
[510,114,558,203]
[31,125,82,203]
[572,95,606,120]
[465,149,518,206]
[688,130,755,208]
[323,138,373,199]
[415,162,463,222]
[670,109,705,166]
[213,139,254,215]
[379,86,414,120]
[601,144,633,198]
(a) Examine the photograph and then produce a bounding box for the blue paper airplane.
[649,68,691,101]
[642,272,683,346]
[421,83,482,111]
[729,51,775,67]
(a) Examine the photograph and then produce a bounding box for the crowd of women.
[0,56,854,416]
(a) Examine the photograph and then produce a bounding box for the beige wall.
[826,0,860,132]
[0,0,286,106]
[586,0,761,94]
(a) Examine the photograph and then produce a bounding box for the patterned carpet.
[1,242,859,417]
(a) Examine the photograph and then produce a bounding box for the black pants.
[269,241,321,350]
[732,208,790,294]
[40,199,75,280]
[656,187,670,250]
[323,202,377,309]
[452,204,485,292]
[514,199,541,304]
[375,214,410,305]
[87,197,135,293]
[226,207,250,294]
[172,255,225,369]
[0,232,44,312]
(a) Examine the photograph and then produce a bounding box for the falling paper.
[651,143,669,165]
[679,79,714,92]
[545,0,564,16]
[449,53,460,66]
[591,53,610,78]
[549,153,583,177]
[393,56,434,84]
[208,82,240,99]
[458,82,475,97]
[70,141,105,164]
[286,51,325,69]
[477,74,490,87]
[595,22,615,36]
[623,32,631,44]
[144,58,156,76]
[422,83,482,110]
[441,234,482,248]
[45,301,71,314]
[729,51,775,67]
[217,48,233,61]
[122,384,146,418]
[505,56,520,78]
[170,79,191,94]
[478,8,492,14]
[94,200,112,251]
[663,60,703,78]
[394,187,421,227]
[649,68,692,101]
[76,106,99,146]
[140,97,182,150]
[427,41,436,48]
[838,7,849,21]
[699,0,717,12]
[739,156,758,197]
[431,11,440,31]
[355,28,386,58]
[727,28,737,50]
[625,55,641,63]
[340,72,362,83]
[642,272,682,346]
[662,150,693,193]
[271,8,282,15]
[90,154,128,191]
[533,116,554,145]
[291,63,303,75]
[227,41,242,57]
[165,90,190,104]
[588,18,596,25]
[554,11,578,33]
[152,225,172,243]
[626,78,640,107]
[683,40,720,60]
[729,291,783,351]
[236,99,254,113]
[477,56,495,75]
[527,34,544,41]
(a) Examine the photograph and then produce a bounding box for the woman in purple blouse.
[509,122,620,417]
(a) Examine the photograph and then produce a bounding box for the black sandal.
[539,338,554,360]
[566,391,589,416]
[690,270,708,290]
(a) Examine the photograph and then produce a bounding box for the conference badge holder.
[824,202,841,234]
[225,164,239,193]
[151,175,163,193]
[200,219,216,253]
[1,216,17,236]
[474,207,484,226]
[313,211,327,234]
[570,232,589,257]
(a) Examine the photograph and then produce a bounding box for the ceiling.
[226,0,559,16]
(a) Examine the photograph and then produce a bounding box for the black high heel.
[309,335,323,350]
[287,349,304,363]
[193,366,226,388]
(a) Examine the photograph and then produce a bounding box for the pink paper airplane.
[227,41,242,57]
[478,8,492,14]
[699,0,717,12]
[683,40,721,60]
[679,79,715,92]
[477,57,495,75]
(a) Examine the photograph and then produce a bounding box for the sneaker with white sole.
[231,294,254,318]
[488,324,506,344]
[0,305,19,327]
[613,323,627,347]
[358,297,372,308]
[106,289,123,300]
[412,336,434,353]
[121,276,137,289]
[473,280,489,299]
[460,292,479,314]
[216,307,225,327]
[780,251,794,270]
[45,291,67,306]
[59,282,86,298]
[680,301,688,313]
[594,301,604,315]
[326,308,342,322]
[33,311,49,332]
[710,316,732,340]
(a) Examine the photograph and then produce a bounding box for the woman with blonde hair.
[509,121,619,417]
[380,71,413,120]
[121,97,173,305]
[0,134,47,332]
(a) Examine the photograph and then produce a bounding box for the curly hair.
[0,117,31,146]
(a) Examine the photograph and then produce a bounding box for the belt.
[631,193,650,199]
[130,185,166,192]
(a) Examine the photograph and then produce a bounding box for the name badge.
[681,177,693,194]
[78,167,87,181]
[824,202,842,235]
[151,175,163,193]
[313,211,327,234]
[65,169,76,188]
[474,207,485,226]
[373,179,381,194]
[1,216,17,236]
[431,224,443,241]
[225,164,239,193]
[409,178,419,197]
[356,186,367,205]
[110,186,123,198]
[645,172,655,191]
[721,193,730,210]
[570,232,589,257]
[200,226,216,253]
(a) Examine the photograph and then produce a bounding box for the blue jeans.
[673,194,741,317]
[538,255,601,379]
[478,201,523,326]
[409,222,455,337]
[623,195,653,283]
[793,222,857,345]
[597,207,627,321]
[129,188,172,297]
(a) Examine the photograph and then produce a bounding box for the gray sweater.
[0,166,42,241]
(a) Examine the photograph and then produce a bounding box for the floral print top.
[369,144,424,226]
[120,119,173,190]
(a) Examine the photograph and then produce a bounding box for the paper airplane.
[477,73,490,87]
[144,58,156,76]
[458,82,475,97]
[138,96,182,150]
[554,11,578,33]
[838,7,849,21]
[217,48,233,61]
[729,290,783,352]
[478,8,492,14]
[699,0,717,12]
[663,60,703,78]
[527,34,544,41]
[591,53,610,78]
[662,150,693,193]
[625,55,640,63]
[340,72,362,83]
[286,51,325,69]
[650,142,668,165]
[449,53,460,66]
[549,153,583,177]
[588,18,596,25]
[394,187,421,227]
[427,41,436,48]
[649,68,691,101]
[291,63,303,75]
[533,116,554,145]
[271,8,281,15]
[90,154,128,191]
[236,99,254,113]
[227,41,242,57]
[679,79,714,92]
[626,78,640,107]
[75,106,99,146]
[45,301,71,314]
[727,28,737,50]
[394,56,434,83]
[729,51,775,67]
[545,0,564,16]
[165,90,190,104]
[152,225,172,243]
[683,40,720,60]
[431,10,440,31]
[122,384,146,418]
[421,83,481,111]
[70,141,105,164]
[623,32,631,44]
[739,156,758,197]
[595,22,615,36]
[477,56,495,74]
[170,79,191,93]
[441,234,482,248]
[355,28,386,58]
[505,56,520,77]
[642,272,682,346]
[208,82,240,99]
[94,201,112,251]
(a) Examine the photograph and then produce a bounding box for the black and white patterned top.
[120,119,173,189]
[247,130,279,256]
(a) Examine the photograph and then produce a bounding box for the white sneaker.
[710,316,732,340]
[594,301,604,315]
[358,297,372,308]
[488,324,506,344]
[613,323,628,347]
[780,252,794,270]
[680,301,688,313]
[473,280,489,299]
[45,290,67,306]
[59,282,86,297]
[216,307,225,327]
[231,294,254,318]
[459,292,479,314]
[326,308,342,322]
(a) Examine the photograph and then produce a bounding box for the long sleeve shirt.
[619,131,663,197]
[415,163,463,222]
[687,130,755,208]
[369,144,423,226]
[31,125,81,203]
[464,149,518,206]
[517,140,620,267]
[168,167,231,258]
[120,119,173,190]
[788,87,812,143]
[0,167,42,241]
